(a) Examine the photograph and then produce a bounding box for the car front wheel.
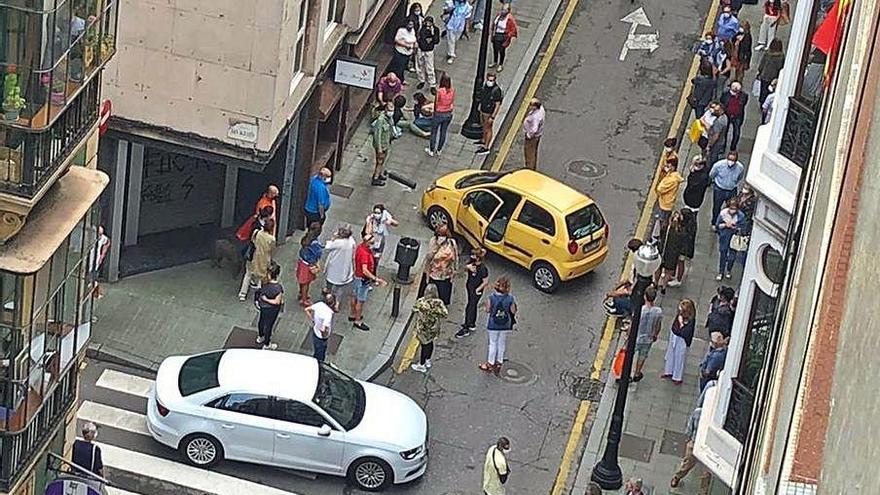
[426,206,452,232]
[531,261,560,293]
[179,433,224,468]
[348,457,393,492]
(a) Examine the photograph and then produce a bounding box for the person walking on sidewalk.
[476,73,503,155]
[716,197,745,280]
[757,39,785,104]
[522,98,545,170]
[304,167,332,226]
[700,332,729,392]
[239,219,276,301]
[632,285,662,382]
[443,0,472,64]
[350,233,387,332]
[457,247,489,338]
[410,284,449,373]
[72,422,104,479]
[714,5,739,42]
[683,155,710,211]
[733,22,752,82]
[390,19,417,83]
[416,16,440,89]
[480,277,517,374]
[709,150,744,226]
[427,73,455,156]
[256,261,283,350]
[305,291,338,362]
[670,386,714,493]
[720,81,748,150]
[364,204,399,269]
[370,102,394,186]
[323,224,356,306]
[756,0,787,50]
[483,437,511,495]
[421,223,458,305]
[663,298,696,384]
[297,222,323,306]
[489,4,518,73]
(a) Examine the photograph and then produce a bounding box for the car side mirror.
[318,424,332,437]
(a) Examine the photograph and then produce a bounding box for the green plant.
[3,73,25,111]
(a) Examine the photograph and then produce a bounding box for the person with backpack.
[480,277,517,374]
[238,218,276,301]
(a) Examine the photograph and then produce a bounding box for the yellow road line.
[549,0,721,492]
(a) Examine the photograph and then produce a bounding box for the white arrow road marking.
[619,7,660,61]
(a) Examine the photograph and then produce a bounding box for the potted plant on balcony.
[100,33,115,60]
[2,69,26,122]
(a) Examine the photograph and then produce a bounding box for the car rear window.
[566,204,605,240]
[178,351,225,397]
[455,171,506,188]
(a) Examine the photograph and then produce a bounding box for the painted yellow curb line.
[548,1,721,493]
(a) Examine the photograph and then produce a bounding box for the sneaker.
[410,363,428,373]
[425,359,432,369]
[667,279,682,287]
[424,147,435,157]
[711,225,717,232]
[754,43,765,51]
[725,272,732,279]
[256,336,264,344]
[632,372,644,383]
[447,57,454,64]
[488,62,496,68]
[249,282,260,289]
[416,82,425,90]
[263,343,278,350]
[715,273,723,281]
[475,147,490,155]
[238,295,246,302]
[354,322,371,331]
[497,64,504,72]
[371,178,386,186]
[455,328,470,338]
[473,140,485,145]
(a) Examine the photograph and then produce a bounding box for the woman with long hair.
[662,299,696,384]
[410,283,448,373]
[296,222,323,306]
[427,72,455,156]
[480,277,517,375]
[733,21,752,82]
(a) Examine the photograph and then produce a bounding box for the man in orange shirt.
[236,184,279,240]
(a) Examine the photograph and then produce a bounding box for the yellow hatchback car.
[421,169,609,293]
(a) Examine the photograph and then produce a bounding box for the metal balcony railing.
[779,97,819,169]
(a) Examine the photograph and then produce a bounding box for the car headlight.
[400,445,423,460]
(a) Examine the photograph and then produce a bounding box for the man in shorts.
[350,233,387,331]
[632,286,663,382]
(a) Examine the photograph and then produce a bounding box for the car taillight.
[157,400,170,417]
[567,240,578,255]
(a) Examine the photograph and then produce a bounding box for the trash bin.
[394,237,420,284]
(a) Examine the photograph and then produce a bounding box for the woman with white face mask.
[363,204,398,268]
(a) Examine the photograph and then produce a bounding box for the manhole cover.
[498,361,537,385]
[567,159,607,179]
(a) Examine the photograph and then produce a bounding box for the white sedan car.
[146,349,428,491]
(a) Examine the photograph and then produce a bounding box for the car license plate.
[583,239,601,254]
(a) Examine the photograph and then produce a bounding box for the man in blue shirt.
[709,150,744,227]
[699,332,728,392]
[715,6,740,42]
[304,167,333,226]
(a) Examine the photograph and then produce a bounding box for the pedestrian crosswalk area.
[78,365,307,495]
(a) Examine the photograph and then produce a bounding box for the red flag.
[811,0,853,86]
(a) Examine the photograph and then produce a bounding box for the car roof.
[496,169,593,213]
[216,349,319,401]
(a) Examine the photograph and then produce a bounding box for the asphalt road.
[77,0,711,493]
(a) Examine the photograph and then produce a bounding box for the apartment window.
[294,0,308,74]
[327,0,344,25]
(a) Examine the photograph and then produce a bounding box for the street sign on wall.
[334,58,377,90]
[45,477,102,495]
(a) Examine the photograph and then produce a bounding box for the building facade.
[99,0,407,279]
[694,0,879,492]
[0,0,117,492]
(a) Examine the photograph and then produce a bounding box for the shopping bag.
[752,79,761,97]
[612,347,627,378]
[730,234,750,252]
[688,119,704,144]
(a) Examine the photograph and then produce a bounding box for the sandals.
[479,362,494,372]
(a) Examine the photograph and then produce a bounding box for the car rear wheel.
[180,433,223,468]
[348,457,393,492]
[531,261,560,293]
[426,206,452,232]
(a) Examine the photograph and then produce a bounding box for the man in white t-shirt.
[391,21,417,82]
[323,224,357,305]
[305,293,338,362]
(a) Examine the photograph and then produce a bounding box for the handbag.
[688,119,704,144]
[612,347,626,378]
[492,32,507,43]
[730,233,750,252]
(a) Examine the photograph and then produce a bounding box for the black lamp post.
[591,241,662,490]
[460,0,494,139]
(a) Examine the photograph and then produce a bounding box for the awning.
[352,0,402,59]
[0,167,109,274]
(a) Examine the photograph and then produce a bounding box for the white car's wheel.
[180,434,223,468]
[348,457,393,492]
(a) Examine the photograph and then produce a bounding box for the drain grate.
[566,159,607,179]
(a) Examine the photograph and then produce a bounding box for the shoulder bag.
[730,233,749,252]
[492,447,509,484]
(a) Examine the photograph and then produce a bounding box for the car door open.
[457,190,502,246]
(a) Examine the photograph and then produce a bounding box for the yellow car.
[421,169,609,293]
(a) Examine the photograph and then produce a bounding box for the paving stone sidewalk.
[573,2,783,493]
[88,0,562,378]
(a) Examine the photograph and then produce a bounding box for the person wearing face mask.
[456,247,489,338]
[733,21,752,82]
[406,3,425,73]
[522,98,544,170]
[370,102,394,186]
[720,80,748,150]
[683,155,710,210]
[420,223,458,305]
[483,437,511,495]
[715,5,740,42]
[655,157,684,236]
[699,332,728,392]
[72,422,104,478]
[390,20,417,82]
[416,16,440,89]
[761,78,778,124]
[305,290,338,362]
[709,150,744,226]
[443,0,473,64]
[363,204,399,268]
[715,197,745,280]
[757,38,785,104]
[304,167,332,226]
[475,73,503,155]
[489,4,518,73]
[688,61,715,119]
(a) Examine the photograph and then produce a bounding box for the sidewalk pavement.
[88,0,562,379]
[573,3,779,494]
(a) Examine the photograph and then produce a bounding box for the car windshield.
[455,171,506,189]
[313,362,365,430]
[566,204,605,240]
[178,351,224,397]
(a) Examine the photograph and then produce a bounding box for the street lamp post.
[460,0,494,139]
[591,241,662,490]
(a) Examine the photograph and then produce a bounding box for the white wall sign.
[228,121,259,143]
[334,59,377,90]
